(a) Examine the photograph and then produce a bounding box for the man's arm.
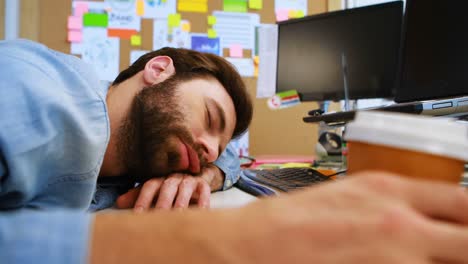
[114,142,241,210]
[91,172,468,263]
[0,210,91,264]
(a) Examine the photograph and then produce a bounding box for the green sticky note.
[223,0,247,13]
[83,13,108,27]
[249,0,262,9]
[168,13,181,27]
[207,28,217,38]
[207,15,217,25]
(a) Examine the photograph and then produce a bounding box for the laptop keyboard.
[242,167,332,192]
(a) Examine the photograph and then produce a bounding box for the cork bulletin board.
[25,0,332,156]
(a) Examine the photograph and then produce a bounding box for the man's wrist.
[202,165,225,192]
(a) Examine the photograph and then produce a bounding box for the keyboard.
[236,167,333,195]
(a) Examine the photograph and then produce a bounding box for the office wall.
[0,0,4,39]
[18,0,333,156]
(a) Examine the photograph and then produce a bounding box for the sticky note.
[136,0,145,16]
[178,0,208,13]
[131,35,142,46]
[108,29,139,39]
[181,22,191,32]
[83,13,108,27]
[288,10,296,18]
[223,0,248,13]
[74,1,89,17]
[229,44,243,58]
[249,0,262,10]
[67,30,82,43]
[276,9,289,22]
[68,16,82,30]
[207,15,216,25]
[207,28,217,38]
[296,10,305,18]
[168,13,181,27]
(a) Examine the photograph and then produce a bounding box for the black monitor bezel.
[276,1,404,102]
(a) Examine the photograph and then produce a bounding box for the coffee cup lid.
[344,111,468,161]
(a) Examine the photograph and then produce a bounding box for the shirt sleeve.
[0,210,92,264]
[214,143,241,191]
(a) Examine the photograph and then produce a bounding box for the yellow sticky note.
[249,0,262,9]
[181,21,191,32]
[168,13,181,27]
[207,28,217,38]
[207,15,217,25]
[178,0,208,13]
[288,9,296,18]
[136,0,144,16]
[296,10,305,18]
[131,35,142,46]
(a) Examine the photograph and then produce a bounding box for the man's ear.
[142,56,175,85]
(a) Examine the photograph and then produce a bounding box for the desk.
[210,187,257,209]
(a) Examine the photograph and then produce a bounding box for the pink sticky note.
[74,1,89,17]
[68,30,83,43]
[229,44,243,58]
[276,9,289,22]
[68,16,83,30]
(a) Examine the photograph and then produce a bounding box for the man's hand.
[115,165,225,211]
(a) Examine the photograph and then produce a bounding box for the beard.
[117,76,207,182]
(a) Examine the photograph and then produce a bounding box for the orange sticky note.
[136,0,145,16]
[229,44,243,58]
[131,35,142,46]
[181,21,191,32]
[68,30,82,43]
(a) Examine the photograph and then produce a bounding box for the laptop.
[303,0,468,125]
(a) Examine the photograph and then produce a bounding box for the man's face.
[118,76,236,182]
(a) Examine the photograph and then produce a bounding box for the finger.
[134,179,164,212]
[155,176,183,210]
[115,187,142,209]
[196,181,211,209]
[424,221,468,264]
[356,173,468,223]
[173,178,197,209]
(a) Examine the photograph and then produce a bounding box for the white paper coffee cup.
[344,111,468,183]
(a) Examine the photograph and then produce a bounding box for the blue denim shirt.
[0,39,241,263]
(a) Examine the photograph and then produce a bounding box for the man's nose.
[198,134,220,163]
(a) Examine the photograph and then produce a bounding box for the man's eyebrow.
[206,98,226,133]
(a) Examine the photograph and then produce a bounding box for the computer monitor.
[395,0,468,102]
[276,1,403,101]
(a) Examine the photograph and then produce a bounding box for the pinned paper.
[181,21,191,32]
[74,1,89,17]
[229,44,243,58]
[131,35,142,46]
[223,0,248,12]
[68,16,82,30]
[136,0,145,16]
[249,0,262,9]
[276,9,289,22]
[67,31,82,43]
[83,13,108,27]
[168,13,181,27]
[207,28,217,38]
[178,0,208,13]
[267,90,301,110]
[207,15,217,25]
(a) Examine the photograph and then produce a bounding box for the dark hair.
[113,48,253,139]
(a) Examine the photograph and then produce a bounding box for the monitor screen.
[276,1,403,101]
[395,0,468,102]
